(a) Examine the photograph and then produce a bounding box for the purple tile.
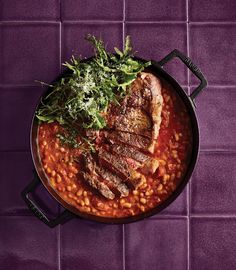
[0,216,58,270]
[189,25,236,85]
[194,87,236,150]
[0,87,45,151]
[191,152,236,215]
[0,0,60,21]
[125,23,188,85]
[61,219,123,270]
[125,218,188,270]
[126,0,186,21]
[160,187,187,216]
[61,0,123,21]
[0,23,60,85]
[191,218,236,270]
[189,0,236,22]
[0,152,60,216]
[62,22,123,62]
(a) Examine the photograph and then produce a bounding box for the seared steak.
[95,166,129,197]
[106,72,163,153]
[108,143,159,174]
[98,148,142,189]
[82,153,129,198]
[80,72,163,199]
[105,130,151,151]
[109,143,150,164]
[82,154,115,199]
[82,172,115,200]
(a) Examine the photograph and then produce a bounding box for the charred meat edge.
[95,166,129,197]
[82,172,115,200]
[140,72,163,153]
[82,154,115,200]
[83,153,129,198]
[106,72,163,153]
[104,130,151,152]
[98,148,142,189]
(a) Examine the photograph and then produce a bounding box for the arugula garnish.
[36,35,150,149]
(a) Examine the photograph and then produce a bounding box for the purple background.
[0,0,236,269]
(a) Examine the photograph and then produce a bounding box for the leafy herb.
[36,35,150,148]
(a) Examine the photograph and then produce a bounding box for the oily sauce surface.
[38,81,192,218]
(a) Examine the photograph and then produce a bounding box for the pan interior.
[30,62,199,224]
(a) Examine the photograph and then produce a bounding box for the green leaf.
[36,34,151,151]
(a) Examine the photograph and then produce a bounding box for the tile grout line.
[58,225,61,270]
[122,0,125,47]
[58,2,62,270]
[1,149,236,154]
[186,1,190,270]
[1,83,236,88]
[1,20,236,25]
[2,213,236,218]
[122,2,126,270]
[123,224,126,270]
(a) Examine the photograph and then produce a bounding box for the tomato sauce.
[38,81,192,218]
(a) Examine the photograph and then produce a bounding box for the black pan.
[22,50,207,227]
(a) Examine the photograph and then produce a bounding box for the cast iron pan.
[22,50,207,227]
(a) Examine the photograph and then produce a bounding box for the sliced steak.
[82,172,115,200]
[95,167,129,197]
[98,148,142,189]
[82,154,116,199]
[109,143,150,164]
[80,73,163,199]
[106,72,163,153]
[105,130,151,151]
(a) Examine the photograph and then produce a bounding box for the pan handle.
[158,49,207,100]
[21,172,75,228]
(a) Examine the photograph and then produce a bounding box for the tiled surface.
[0,0,60,21]
[189,24,236,86]
[190,218,236,270]
[0,1,236,270]
[126,0,186,22]
[61,0,123,21]
[61,219,123,270]
[0,217,58,270]
[125,23,188,85]
[189,0,236,22]
[125,219,188,270]
[194,86,236,150]
[0,23,60,85]
[191,152,236,215]
[62,22,123,62]
[0,86,45,150]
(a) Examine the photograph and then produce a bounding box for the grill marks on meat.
[106,72,163,153]
[82,154,116,199]
[82,172,115,200]
[82,153,129,198]
[109,143,150,164]
[105,130,151,151]
[79,72,163,200]
[95,166,129,197]
[98,149,142,189]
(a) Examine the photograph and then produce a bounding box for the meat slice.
[82,154,115,200]
[105,130,151,151]
[82,172,115,200]
[95,166,129,197]
[106,72,163,153]
[109,143,150,164]
[109,143,159,174]
[98,148,142,189]
[80,73,163,200]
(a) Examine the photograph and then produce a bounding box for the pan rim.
[30,56,199,224]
